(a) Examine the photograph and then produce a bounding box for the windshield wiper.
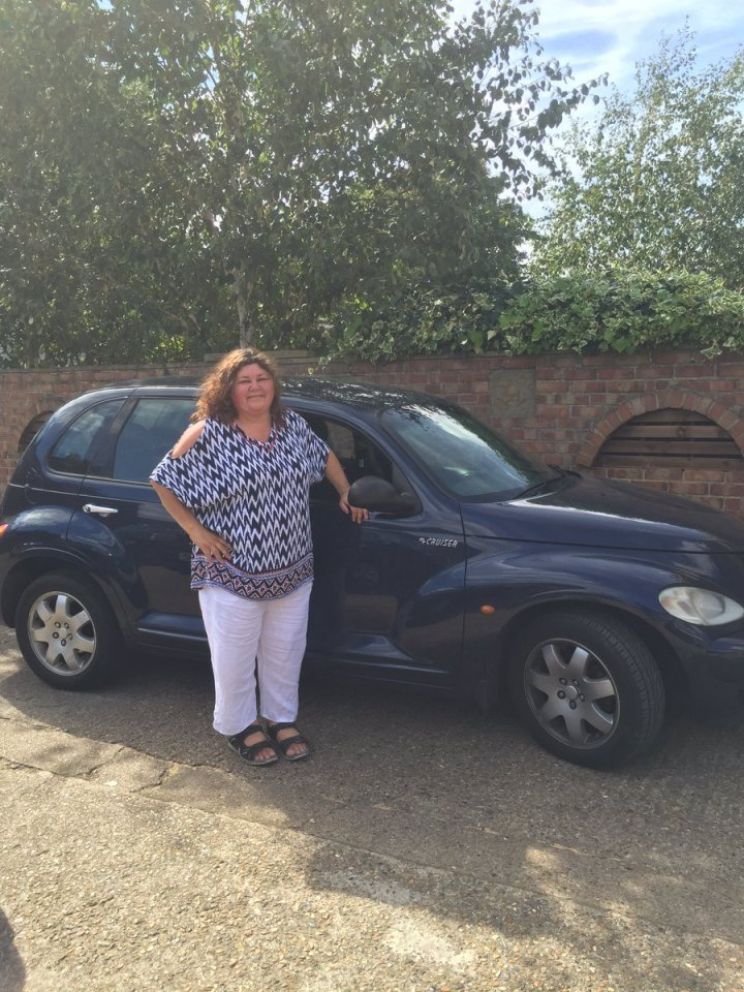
[548,464,582,476]
[515,466,580,499]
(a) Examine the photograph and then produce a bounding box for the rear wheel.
[509,611,665,768]
[15,572,122,689]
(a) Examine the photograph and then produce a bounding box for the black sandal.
[227,723,280,766]
[267,722,311,761]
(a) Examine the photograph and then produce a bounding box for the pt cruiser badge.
[418,536,459,548]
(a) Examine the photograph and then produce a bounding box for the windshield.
[381,402,548,499]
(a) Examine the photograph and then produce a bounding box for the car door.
[70,393,205,651]
[297,409,467,688]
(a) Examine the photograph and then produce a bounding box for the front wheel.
[509,611,665,769]
[15,571,122,689]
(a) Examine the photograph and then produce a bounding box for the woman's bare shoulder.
[170,420,206,458]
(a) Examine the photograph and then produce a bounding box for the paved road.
[1,628,743,992]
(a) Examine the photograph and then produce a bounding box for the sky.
[452,0,743,102]
[450,0,742,218]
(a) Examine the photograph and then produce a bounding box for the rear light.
[0,523,8,538]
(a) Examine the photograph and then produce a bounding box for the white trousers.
[198,582,312,736]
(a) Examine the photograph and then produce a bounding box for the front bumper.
[664,618,744,713]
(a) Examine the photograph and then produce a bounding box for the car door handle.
[82,504,119,518]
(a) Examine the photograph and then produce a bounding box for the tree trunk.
[233,268,252,347]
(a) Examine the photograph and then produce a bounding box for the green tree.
[0,0,224,366]
[536,31,744,289]
[0,0,595,365]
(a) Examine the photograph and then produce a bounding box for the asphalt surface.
[1,627,743,992]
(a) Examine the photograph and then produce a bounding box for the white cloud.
[451,0,743,94]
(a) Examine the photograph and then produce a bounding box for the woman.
[150,348,367,766]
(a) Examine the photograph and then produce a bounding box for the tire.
[509,611,665,769]
[15,571,122,690]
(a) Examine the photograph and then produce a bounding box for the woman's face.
[230,362,275,419]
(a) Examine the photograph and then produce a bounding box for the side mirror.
[348,476,418,516]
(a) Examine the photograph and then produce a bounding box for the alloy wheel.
[27,591,97,676]
[523,637,619,749]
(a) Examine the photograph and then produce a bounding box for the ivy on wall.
[309,269,744,362]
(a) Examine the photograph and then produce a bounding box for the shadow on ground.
[0,910,25,992]
[2,634,743,990]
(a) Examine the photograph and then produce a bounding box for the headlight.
[659,587,744,626]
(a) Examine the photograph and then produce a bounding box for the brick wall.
[2,348,744,517]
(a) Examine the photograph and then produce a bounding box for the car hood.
[460,474,744,553]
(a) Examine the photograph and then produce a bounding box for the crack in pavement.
[83,745,128,778]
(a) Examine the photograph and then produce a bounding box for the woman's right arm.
[151,422,231,561]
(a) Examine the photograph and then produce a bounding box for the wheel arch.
[2,554,124,633]
[497,599,687,702]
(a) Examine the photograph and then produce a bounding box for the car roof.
[89,376,443,412]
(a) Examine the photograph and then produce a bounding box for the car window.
[302,414,412,502]
[110,398,196,483]
[47,400,125,476]
[382,402,546,499]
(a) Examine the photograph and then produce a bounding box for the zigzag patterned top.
[150,409,329,600]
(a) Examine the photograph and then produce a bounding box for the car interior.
[303,414,410,502]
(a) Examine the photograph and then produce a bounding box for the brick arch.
[15,392,69,451]
[17,409,57,454]
[577,389,744,467]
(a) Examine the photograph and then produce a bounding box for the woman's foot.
[267,721,311,761]
[227,723,279,766]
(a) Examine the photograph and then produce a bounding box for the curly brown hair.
[193,348,283,425]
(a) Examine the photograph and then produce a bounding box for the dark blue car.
[2,378,744,768]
